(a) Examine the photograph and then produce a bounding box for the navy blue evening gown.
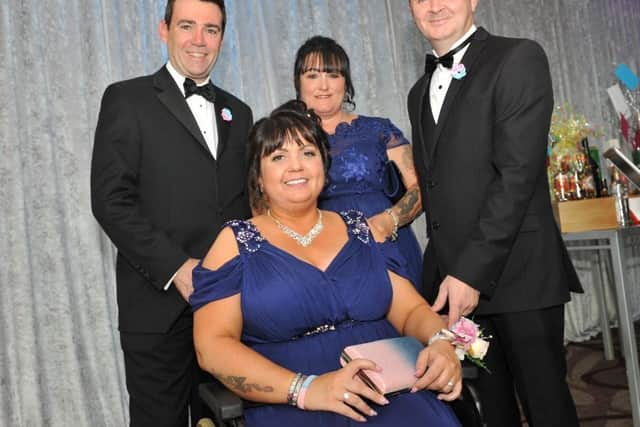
[319,116,423,288]
[191,211,459,427]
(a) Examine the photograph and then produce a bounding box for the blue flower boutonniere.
[221,107,232,122]
[451,63,467,80]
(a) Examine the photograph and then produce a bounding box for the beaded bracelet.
[287,373,304,406]
[296,374,317,410]
[384,208,399,241]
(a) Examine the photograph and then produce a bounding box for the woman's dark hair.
[293,36,356,111]
[247,100,331,213]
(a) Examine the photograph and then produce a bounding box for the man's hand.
[173,258,199,302]
[431,275,480,328]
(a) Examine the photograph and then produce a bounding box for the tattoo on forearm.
[396,187,421,226]
[387,146,422,226]
[401,147,415,171]
[214,372,274,393]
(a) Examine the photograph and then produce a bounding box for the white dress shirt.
[166,61,219,159]
[429,25,477,123]
[164,61,220,290]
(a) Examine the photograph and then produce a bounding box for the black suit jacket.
[91,66,252,333]
[408,28,582,315]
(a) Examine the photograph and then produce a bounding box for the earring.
[343,94,356,112]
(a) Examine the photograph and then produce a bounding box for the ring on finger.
[446,380,454,389]
[343,392,350,401]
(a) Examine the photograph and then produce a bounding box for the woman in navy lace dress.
[191,101,461,426]
[293,36,423,288]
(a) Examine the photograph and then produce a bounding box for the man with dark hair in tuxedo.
[407,1,581,425]
[91,0,252,425]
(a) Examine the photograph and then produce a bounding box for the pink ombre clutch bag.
[339,336,423,395]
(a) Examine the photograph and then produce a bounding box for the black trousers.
[120,309,213,427]
[473,306,579,427]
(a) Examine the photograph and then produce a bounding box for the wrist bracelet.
[427,329,455,346]
[287,373,304,406]
[384,208,399,241]
[296,374,317,410]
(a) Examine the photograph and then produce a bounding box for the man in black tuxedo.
[91,0,252,425]
[407,1,581,425]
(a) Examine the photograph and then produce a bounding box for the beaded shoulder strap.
[339,209,370,244]
[224,219,264,254]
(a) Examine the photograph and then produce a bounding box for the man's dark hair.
[164,0,226,33]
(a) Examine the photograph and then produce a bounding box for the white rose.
[468,338,489,359]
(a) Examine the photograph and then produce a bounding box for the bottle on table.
[553,155,575,201]
[611,167,631,227]
[580,138,602,197]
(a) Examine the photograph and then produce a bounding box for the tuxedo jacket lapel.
[213,90,230,159]
[416,73,432,170]
[430,28,489,159]
[153,67,213,158]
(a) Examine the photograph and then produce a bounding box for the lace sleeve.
[382,119,410,150]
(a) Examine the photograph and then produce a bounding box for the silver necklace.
[267,209,323,247]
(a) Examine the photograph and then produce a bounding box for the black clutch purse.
[383,160,406,203]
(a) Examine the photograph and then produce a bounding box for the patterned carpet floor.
[563,323,639,426]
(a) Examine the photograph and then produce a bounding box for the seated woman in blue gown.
[190,101,461,426]
[293,36,424,289]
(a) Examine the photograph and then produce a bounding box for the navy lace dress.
[190,211,459,427]
[319,116,422,288]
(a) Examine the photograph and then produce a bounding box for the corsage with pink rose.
[428,317,491,372]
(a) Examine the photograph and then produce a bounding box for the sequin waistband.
[290,319,359,341]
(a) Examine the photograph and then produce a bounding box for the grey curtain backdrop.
[1,0,639,425]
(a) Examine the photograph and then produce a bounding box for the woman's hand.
[303,359,389,422]
[412,340,462,401]
[368,211,395,241]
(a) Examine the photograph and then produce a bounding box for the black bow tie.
[424,32,475,75]
[183,78,216,103]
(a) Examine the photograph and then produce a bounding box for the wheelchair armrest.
[455,362,485,427]
[199,381,244,422]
